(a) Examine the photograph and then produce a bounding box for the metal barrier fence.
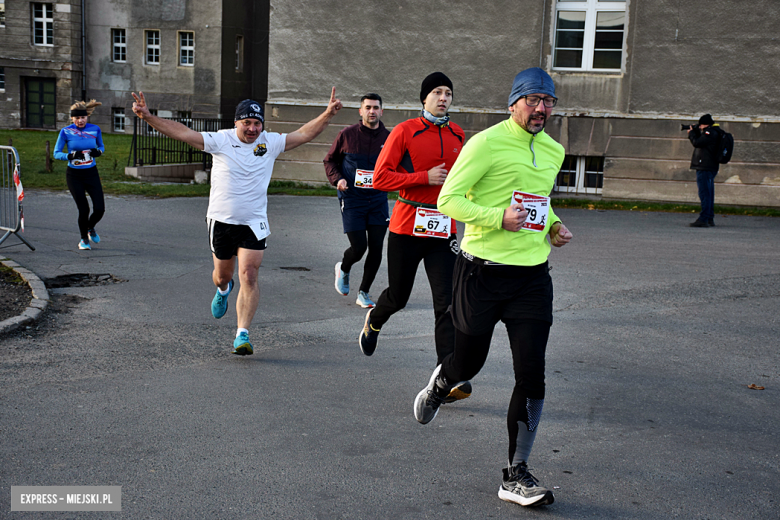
[0,146,35,250]
[130,117,233,167]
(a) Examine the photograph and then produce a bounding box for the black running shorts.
[451,252,553,336]
[208,219,267,260]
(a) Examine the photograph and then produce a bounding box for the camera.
[681,124,693,131]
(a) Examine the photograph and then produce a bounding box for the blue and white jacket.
[54,123,105,169]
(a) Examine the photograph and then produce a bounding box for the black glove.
[67,151,85,161]
[89,148,102,158]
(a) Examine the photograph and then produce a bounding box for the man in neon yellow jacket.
[413,67,572,508]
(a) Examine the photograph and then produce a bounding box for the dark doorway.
[25,78,56,128]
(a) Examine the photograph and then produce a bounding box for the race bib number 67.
[512,191,550,233]
[412,208,450,238]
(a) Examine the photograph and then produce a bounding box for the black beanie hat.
[235,100,264,123]
[698,114,714,126]
[420,72,453,104]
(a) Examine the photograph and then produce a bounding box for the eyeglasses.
[523,96,558,108]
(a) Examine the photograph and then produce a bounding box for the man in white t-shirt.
[132,90,343,354]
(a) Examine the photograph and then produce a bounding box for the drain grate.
[279,266,310,271]
[45,273,126,288]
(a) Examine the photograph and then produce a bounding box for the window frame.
[0,67,5,90]
[554,155,604,195]
[145,29,161,65]
[552,0,626,72]
[0,1,6,28]
[178,31,194,67]
[112,28,127,63]
[112,107,125,133]
[235,35,244,72]
[32,2,54,46]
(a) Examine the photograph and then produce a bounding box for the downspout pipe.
[81,0,86,100]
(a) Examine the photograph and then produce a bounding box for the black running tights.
[341,225,387,293]
[442,320,550,464]
[66,166,105,240]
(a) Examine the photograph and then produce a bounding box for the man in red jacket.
[358,72,471,403]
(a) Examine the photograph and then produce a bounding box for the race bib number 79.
[512,191,550,233]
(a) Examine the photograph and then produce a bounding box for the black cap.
[420,72,453,104]
[698,114,714,126]
[235,100,264,123]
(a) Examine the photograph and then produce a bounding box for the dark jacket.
[689,125,722,172]
[323,120,390,201]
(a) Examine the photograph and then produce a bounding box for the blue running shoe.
[78,239,91,250]
[88,228,100,243]
[211,279,233,319]
[356,290,375,308]
[335,262,349,295]
[232,332,253,356]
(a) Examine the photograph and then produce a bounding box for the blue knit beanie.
[508,68,556,107]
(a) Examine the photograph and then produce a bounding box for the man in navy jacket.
[324,93,391,308]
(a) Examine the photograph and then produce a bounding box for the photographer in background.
[686,114,721,227]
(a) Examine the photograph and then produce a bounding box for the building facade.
[0,0,269,133]
[264,0,780,208]
[0,0,84,129]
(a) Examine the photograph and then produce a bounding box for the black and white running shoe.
[498,462,555,507]
[359,309,380,356]
[414,365,450,424]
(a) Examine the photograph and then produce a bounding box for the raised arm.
[131,92,204,151]
[285,87,343,152]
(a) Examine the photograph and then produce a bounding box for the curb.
[0,259,50,335]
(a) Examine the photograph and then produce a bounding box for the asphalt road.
[1,190,778,519]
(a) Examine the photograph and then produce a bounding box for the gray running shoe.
[414,365,450,424]
[498,462,554,507]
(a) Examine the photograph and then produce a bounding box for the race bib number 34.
[354,169,374,189]
[413,208,450,238]
[512,191,550,233]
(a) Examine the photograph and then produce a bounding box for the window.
[555,156,604,194]
[112,107,125,132]
[1,1,6,28]
[553,0,626,71]
[32,3,54,46]
[145,30,160,64]
[0,67,5,90]
[179,31,194,66]
[112,29,126,62]
[235,35,244,71]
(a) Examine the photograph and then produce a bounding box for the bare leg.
[235,248,264,329]
[212,254,236,291]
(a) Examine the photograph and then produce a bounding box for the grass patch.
[1,130,776,215]
[0,264,25,284]
[553,198,780,218]
[1,129,134,190]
